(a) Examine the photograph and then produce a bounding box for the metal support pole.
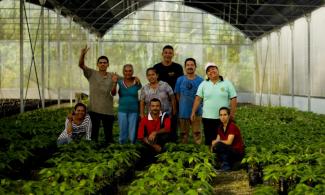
[277,31,281,106]
[47,9,51,99]
[0,50,2,94]
[56,8,61,105]
[267,35,271,106]
[290,23,295,107]
[259,36,270,106]
[306,15,311,112]
[69,17,73,106]
[253,42,258,105]
[40,0,45,108]
[20,0,24,113]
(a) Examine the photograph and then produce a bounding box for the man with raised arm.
[78,45,118,145]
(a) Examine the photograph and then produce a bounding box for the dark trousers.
[89,111,114,144]
[202,118,221,145]
[154,132,170,147]
[213,142,244,167]
[169,116,178,143]
[139,133,170,167]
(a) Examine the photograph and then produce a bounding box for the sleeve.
[153,63,159,70]
[228,123,239,136]
[227,80,237,99]
[137,82,142,90]
[64,118,69,129]
[196,82,204,98]
[57,118,71,141]
[116,80,122,95]
[83,66,93,79]
[163,117,171,132]
[178,64,184,76]
[216,126,222,137]
[137,117,145,140]
[165,82,174,96]
[85,114,92,140]
[139,86,146,100]
[174,77,181,94]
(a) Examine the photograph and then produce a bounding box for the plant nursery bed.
[213,170,252,195]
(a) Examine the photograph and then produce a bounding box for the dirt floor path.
[213,170,252,195]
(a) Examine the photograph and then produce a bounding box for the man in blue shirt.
[175,58,203,144]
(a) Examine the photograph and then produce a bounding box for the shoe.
[220,162,231,171]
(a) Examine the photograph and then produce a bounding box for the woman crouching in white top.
[57,103,92,144]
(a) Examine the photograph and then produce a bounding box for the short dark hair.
[219,107,230,115]
[150,98,161,106]
[74,102,87,111]
[123,64,133,71]
[162,45,174,51]
[97,56,109,64]
[184,58,196,67]
[146,67,157,75]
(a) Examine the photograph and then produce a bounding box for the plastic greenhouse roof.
[26,0,324,40]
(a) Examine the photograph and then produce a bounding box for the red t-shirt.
[217,122,244,154]
[137,113,171,140]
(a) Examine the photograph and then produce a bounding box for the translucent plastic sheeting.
[311,7,325,97]
[0,0,255,101]
[254,7,325,113]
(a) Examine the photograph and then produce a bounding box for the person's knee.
[57,138,71,145]
[213,142,227,153]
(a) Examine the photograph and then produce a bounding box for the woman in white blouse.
[57,103,92,144]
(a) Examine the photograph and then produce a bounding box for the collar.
[148,111,162,120]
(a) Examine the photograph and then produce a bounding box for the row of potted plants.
[236,106,325,194]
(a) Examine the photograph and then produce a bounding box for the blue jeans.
[118,112,139,144]
[213,142,244,170]
[57,137,72,145]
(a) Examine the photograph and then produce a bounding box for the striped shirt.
[57,114,92,141]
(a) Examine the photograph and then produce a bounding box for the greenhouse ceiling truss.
[24,0,324,40]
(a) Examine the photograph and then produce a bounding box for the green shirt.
[196,79,237,119]
[83,67,115,115]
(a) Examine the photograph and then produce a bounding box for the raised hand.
[79,45,90,69]
[80,45,90,56]
[133,76,141,85]
[111,72,118,83]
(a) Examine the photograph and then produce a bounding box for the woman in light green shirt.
[191,62,237,146]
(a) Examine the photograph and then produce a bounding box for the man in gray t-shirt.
[79,45,118,144]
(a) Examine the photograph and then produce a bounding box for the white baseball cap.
[205,62,218,72]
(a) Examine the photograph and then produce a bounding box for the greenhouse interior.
[0,0,324,194]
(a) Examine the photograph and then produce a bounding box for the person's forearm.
[157,128,168,134]
[219,134,234,145]
[171,95,177,115]
[78,53,86,69]
[230,97,237,117]
[111,82,117,96]
[66,122,73,136]
[176,94,180,102]
[220,140,232,145]
[143,137,149,144]
[86,123,91,140]
[191,96,201,115]
[140,100,145,117]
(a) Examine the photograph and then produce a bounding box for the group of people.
[57,45,245,171]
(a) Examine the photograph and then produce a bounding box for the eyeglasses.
[98,61,108,64]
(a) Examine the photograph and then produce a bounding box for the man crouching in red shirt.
[138,98,171,155]
[211,107,245,171]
